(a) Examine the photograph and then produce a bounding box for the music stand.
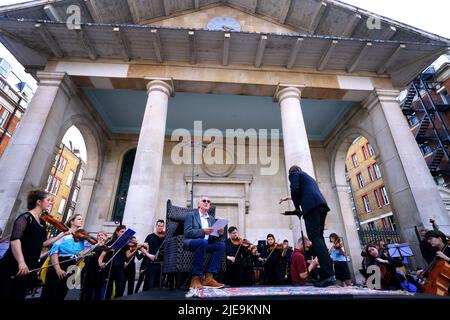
[387,243,414,260]
[104,228,136,267]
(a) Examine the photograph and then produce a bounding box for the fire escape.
[400,68,450,177]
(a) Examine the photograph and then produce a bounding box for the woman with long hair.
[40,213,87,300]
[98,225,127,299]
[329,233,352,286]
[0,190,68,300]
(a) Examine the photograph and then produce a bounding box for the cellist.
[420,230,450,296]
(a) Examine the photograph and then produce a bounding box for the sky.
[0,0,449,164]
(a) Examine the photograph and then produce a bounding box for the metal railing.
[358,228,401,246]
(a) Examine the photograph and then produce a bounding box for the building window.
[356,173,364,188]
[66,170,74,187]
[367,143,375,156]
[46,176,61,195]
[362,195,371,213]
[408,114,419,126]
[373,163,382,179]
[77,169,84,183]
[67,208,73,217]
[380,186,390,205]
[0,109,9,128]
[367,166,375,182]
[440,89,449,104]
[57,198,66,214]
[57,157,67,172]
[352,153,359,167]
[388,216,397,231]
[361,146,368,160]
[421,144,433,155]
[72,188,79,203]
[374,189,382,208]
[0,58,12,78]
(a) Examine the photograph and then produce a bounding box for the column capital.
[36,71,77,98]
[273,83,305,103]
[363,88,401,112]
[144,77,174,97]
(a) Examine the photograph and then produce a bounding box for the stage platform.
[117,285,446,300]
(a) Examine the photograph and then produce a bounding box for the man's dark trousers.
[302,205,334,279]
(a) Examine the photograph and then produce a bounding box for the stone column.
[275,85,314,242]
[0,72,75,231]
[365,89,450,266]
[121,80,173,241]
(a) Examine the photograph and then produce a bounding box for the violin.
[40,211,69,232]
[156,230,166,239]
[231,237,252,249]
[73,229,98,245]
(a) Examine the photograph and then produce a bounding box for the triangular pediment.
[146,4,299,34]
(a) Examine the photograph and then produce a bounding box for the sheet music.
[210,218,228,237]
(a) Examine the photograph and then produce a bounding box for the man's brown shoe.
[190,276,203,289]
[202,273,225,289]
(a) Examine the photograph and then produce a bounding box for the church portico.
[0,0,449,276]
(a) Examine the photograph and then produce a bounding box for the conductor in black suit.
[279,165,336,287]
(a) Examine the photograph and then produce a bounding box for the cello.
[421,240,450,296]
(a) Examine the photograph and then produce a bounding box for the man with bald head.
[184,196,225,289]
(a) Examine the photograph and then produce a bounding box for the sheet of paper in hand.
[210,218,228,237]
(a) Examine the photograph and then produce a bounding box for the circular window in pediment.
[206,16,241,32]
[201,144,236,177]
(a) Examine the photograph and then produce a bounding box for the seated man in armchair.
[184,196,225,289]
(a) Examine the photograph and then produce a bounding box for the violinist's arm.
[98,250,107,268]
[126,248,134,259]
[11,239,29,276]
[42,231,70,247]
[51,253,67,280]
[141,248,156,261]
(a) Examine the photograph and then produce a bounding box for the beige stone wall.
[147,5,298,34]
[87,136,297,243]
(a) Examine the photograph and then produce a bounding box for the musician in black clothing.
[98,225,127,299]
[261,234,284,285]
[142,220,166,289]
[225,226,254,286]
[124,236,146,295]
[80,231,108,300]
[281,240,293,284]
[0,190,67,300]
[425,230,450,263]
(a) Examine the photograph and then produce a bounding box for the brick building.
[0,57,34,158]
[45,143,85,226]
[346,136,396,231]
[401,55,450,186]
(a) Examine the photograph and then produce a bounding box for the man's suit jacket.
[183,210,223,249]
[289,171,330,215]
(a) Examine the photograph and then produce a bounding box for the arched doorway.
[111,148,136,223]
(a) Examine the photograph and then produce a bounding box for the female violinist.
[98,225,127,299]
[40,213,90,300]
[261,234,284,285]
[420,230,450,296]
[79,231,108,300]
[329,233,352,286]
[365,243,403,290]
[124,236,146,295]
[0,190,70,300]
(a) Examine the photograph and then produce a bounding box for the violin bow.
[10,239,107,279]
